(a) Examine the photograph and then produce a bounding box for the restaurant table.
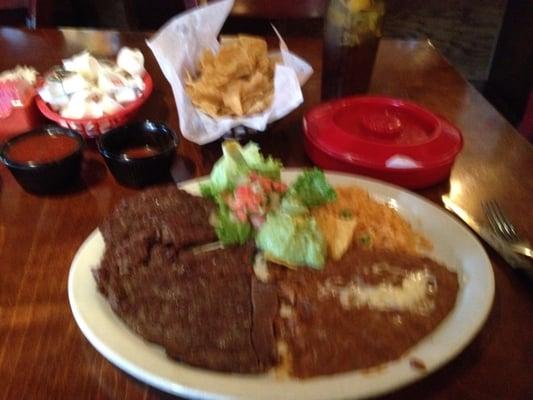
[0,27,532,400]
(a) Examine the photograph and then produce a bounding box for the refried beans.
[267,248,458,378]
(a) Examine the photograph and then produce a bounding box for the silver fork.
[483,201,533,259]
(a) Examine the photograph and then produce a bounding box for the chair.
[225,0,327,19]
[193,0,329,36]
[483,0,533,135]
[0,0,54,28]
[518,92,533,141]
[124,0,327,34]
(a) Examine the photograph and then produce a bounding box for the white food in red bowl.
[36,48,153,138]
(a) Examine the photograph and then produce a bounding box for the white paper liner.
[146,0,313,144]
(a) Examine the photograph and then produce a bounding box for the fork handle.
[511,244,533,259]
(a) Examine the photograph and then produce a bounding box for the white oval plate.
[68,169,494,400]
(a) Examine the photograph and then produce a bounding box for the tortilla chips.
[185,35,274,118]
[312,207,358,261]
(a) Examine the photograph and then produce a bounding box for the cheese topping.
[279,303,294,319]
[319,269,435,314]
[253,252,270,282]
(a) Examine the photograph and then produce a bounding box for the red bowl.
[35,73,153,138]
[303,96,463,189]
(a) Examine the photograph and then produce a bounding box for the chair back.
[0,0,38,28]
[185,0,328,36]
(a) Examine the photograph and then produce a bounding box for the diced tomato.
[234,186,262,209]
[228,183,263,219]
[272,181,287,192]
[249,172,279,193]
[225,173,287,226]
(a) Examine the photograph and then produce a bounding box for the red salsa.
[122,145,159,159]
[7,133,79,164]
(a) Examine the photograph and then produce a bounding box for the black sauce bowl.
[97,121,178,187]
[0,126,84,194]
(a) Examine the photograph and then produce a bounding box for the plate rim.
[68,169,495,400]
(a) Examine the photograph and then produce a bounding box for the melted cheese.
[319,269,435,314]
[253,252,270,282]
[279,303,294,319]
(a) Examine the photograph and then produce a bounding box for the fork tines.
[483,201,519,241]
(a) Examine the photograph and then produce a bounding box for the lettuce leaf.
[240,142,282,180]
[253,169,334,269]
[201,140,282,198]
[289,168,336,207]
[256,211,326,269]
[280,194,308,216]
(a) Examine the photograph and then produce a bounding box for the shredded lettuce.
[214,204,253,245]
[201,140,280,245]
[201,145,335,267]
[200,140,282,198]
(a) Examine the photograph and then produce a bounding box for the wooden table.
[0,27,532,400]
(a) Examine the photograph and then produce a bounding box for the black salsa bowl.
[97,120,178,187]
[0,125,84,194]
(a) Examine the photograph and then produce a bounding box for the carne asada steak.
[93,186,278,373]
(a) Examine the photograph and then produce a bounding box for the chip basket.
[35,72,153,138]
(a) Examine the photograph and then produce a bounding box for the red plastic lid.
[303,96,463,188]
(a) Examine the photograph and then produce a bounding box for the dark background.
[2,0,532,136]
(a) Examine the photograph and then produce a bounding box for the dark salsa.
[122,145,159,159]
